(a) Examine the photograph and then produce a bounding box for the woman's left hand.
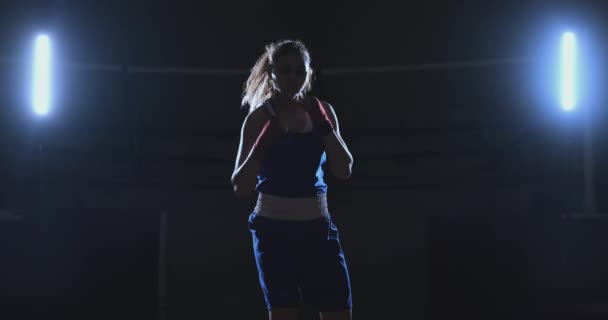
[302,95,334,136]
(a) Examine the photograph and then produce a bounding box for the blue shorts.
[248,212,353,312]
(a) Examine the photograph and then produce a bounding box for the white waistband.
[254,192,329,221]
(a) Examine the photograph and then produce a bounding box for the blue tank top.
[255,105,328,198]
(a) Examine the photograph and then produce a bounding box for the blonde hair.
[241,39,314,114]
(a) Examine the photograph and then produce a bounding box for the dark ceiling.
[2,0,606,69]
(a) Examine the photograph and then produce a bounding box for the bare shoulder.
[320,100,337,115]
[249,103,273,122]
[242,103,273,131]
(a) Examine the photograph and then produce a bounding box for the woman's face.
[271,53,308,98]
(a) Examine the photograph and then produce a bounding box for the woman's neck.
[271,94,305,115]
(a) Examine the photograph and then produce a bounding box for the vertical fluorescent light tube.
[561,32,576,111]
[33,34,51,115]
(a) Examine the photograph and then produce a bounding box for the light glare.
[561,32,576,111]
[33,34,51,115]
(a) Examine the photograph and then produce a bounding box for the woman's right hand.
[265,97,296,133]
[250,119,282,161]
[263,98,280,120]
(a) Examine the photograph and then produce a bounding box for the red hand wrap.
[250,120,282,161]
[308,97,334,136]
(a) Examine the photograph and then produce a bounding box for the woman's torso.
[254,100,329,220]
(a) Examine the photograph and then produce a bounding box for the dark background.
[1,1,607,319]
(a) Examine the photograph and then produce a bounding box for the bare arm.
[230,108,268,198]
[321,102,354,180]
